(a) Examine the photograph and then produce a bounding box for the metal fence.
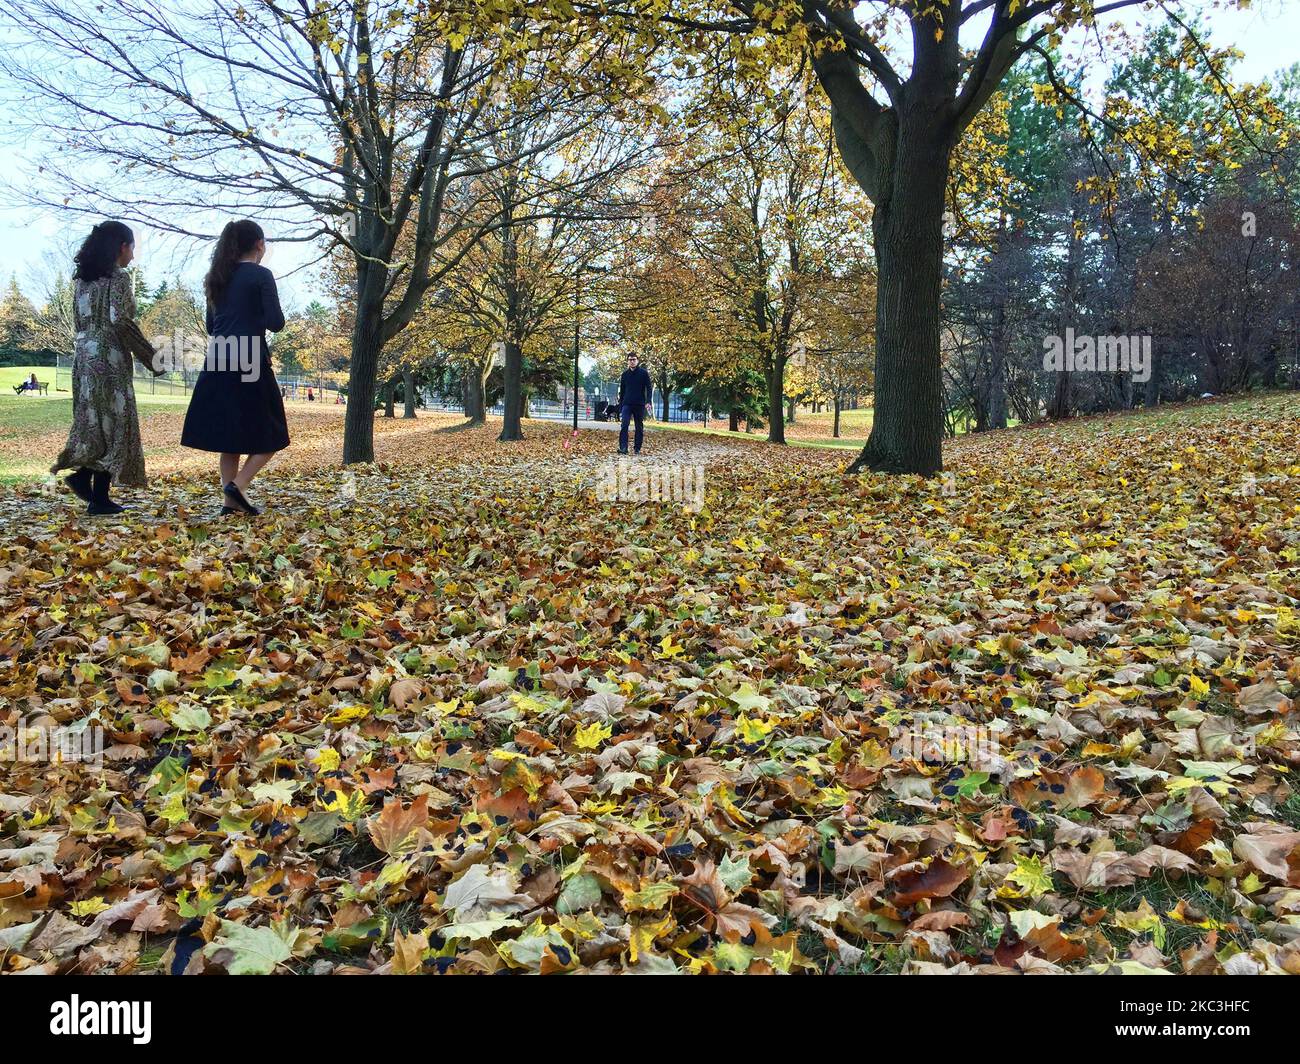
[54,355,343,403]
[49,355,707,420]
[422,387,714,425]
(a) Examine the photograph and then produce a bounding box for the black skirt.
[181,342,290,455]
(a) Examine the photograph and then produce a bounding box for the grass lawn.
[0,394,189,482]
[0,364,59,390]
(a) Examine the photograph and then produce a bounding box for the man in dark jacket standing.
[616,353,653,455]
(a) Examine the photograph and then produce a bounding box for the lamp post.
[574,263,609,431]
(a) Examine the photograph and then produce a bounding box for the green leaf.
[556,873,603,914]
[204,919,294,974]
[719,853,753,894]
[713,941,754,972]
[169,703,211,733]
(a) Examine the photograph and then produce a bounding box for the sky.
[0,0,1296,312]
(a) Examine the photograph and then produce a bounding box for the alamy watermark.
[1043,328,1151,383]
[594,459,705,512]
[148,330,263,383]
[338,469,358,502]
[1,724,104,767]
[891,724,1000,766]
[50,996,151,1044]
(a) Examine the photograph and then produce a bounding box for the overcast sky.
[0,0,1296,312]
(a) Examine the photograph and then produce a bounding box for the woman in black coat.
[181,219,290,514]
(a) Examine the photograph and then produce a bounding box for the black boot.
[88,471,125,516]
[64,468,93,504]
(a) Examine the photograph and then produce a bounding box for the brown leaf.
[679,859,730,914]
[366,795,429,857]
[891,859,970,907]
[910,910,971,932]
[387,677,425,710]
[1233,830,1300,883]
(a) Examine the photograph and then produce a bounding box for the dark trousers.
[618,404,644,453]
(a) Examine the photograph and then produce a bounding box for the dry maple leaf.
[367,795,430,857]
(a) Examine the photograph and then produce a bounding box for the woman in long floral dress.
[51,221,148,515]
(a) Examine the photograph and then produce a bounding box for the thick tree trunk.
[847,130,948,475]
[498,339,523,441]
[464,369,486,425]
[497,176,523,442]
[767,356,786,444]
[342,291,383,464]
[383,376,396,418]
[660,388,670,421]
[402,366,416,418]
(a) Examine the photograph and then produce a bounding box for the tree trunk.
[497,172,523,442]
[729,409,740,432]
[402,366,416,418]
[1144,342,1162,407]
[786,396,796,424]
[464,368,486,425]
[988,300,1008,430]
[498,339,523,441]
[1048,198,1083,420]
[342,289,383,464]
[766,355,787,444]
[833,396,841,438]
[847,128,948,475]
[660,387,670,421]
[383,376,396,418]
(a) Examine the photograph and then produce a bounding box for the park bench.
[12,380,49,396]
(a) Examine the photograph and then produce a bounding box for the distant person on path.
[50,221,149,515]
[307,387,314,402]
[617,352,652,456]
[181,219,289,516]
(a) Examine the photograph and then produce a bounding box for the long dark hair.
[72,221,133,283]
[205,219,265,308]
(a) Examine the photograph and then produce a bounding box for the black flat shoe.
[87,500,126,516]
[223,482,260,515]
[64,470,93,504]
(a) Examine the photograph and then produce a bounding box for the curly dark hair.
[205,219,265,308]
[72,221,134,283]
